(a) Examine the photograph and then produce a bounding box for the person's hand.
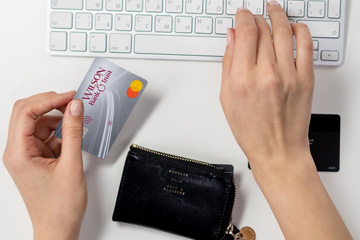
[221,4,315,172]
[3,91,87,240]
[220,3,352,239]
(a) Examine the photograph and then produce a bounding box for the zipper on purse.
[132,144,222,169]
[131,144,237,239]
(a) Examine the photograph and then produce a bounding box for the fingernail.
[237,7,247,12]
[71,100,82,117]
[268,0,280,6]
[226,29,232,46]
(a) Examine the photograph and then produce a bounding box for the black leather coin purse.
[112,144,239,240]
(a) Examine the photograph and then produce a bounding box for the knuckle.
[259,69,282,92]
[2,152,9,169]
[238,24,257,36]
[63,126,83,139]
[299,40,313,52]
[3,151,19,172]
[264,76,282,91]
[219,91,227,106]
[13,99,25,111]
[219,94,225,107]
[275,25,293,38]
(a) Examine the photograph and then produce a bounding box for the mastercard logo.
[127,80,143,98]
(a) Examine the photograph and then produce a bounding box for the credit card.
[55,57,148,159]
[308,114,340,172]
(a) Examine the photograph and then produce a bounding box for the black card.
[308,114,340,172]
[248,114,340,172]
[212,164,234,178]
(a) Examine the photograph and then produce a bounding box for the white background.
[0,0,359,239]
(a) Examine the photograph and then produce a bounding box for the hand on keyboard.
[220,3,352,239]
[221,4,315,167]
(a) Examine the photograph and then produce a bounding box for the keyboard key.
[51,12,73,29]
[90,33,107,52]
[115,14,132,31]
[226,0,243,14]
[135,15,152,31]
[155,16,173,32]
[246,0,264,15]
[321,50,339,61]
[146,0,163,12]
[287,1,305,17]
[328,0,341,18]
[76,13,93,30]
[126,0,144,11]
[186,0,204,13]
[215,18,233,34]
[70,32,87,52]
[195,17,213,33]
[51,0,83,10]
[87,0,103,10]
[95,14,113,30]
[297,20,340,38]
[175,16,192,33]
[206,0,224,14]
[134,35,226,56]
[307,1,325,18]
[106,0,123,10]
[313,51,318,60]
[166,0,183,13]
[50,32,67,51]
[313,40,319,50]
[110,34,132,53]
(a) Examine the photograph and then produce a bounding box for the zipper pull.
[225,224,242,240]
[225,224,256,240]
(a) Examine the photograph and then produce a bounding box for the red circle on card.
[127,87,139,98]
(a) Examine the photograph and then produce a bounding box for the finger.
[57,105,67,114]
[292,23,314,75]
[232,8,258,68]
[221,28,236,106]
[34,115,62,141]
[60,99,84,170]
[10,91,76,138]
[267,0,294,67]
[253,15,276,64]
[45,135,62,157]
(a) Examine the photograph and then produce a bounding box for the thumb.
[60,99,84,166]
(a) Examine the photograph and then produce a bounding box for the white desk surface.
[1,1,359,239]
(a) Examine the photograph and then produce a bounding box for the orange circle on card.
[130,80,143,92]
[127,87,139,98]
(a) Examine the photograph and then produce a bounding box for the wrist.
[249,149,317,187]
[33,222,81,240]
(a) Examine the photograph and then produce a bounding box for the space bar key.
[134,35,226,57]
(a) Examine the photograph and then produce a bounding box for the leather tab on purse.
[112,144,236,240]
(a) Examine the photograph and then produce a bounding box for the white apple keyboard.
[47,0,345,65]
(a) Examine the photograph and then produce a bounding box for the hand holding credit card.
[55,58,148,159]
